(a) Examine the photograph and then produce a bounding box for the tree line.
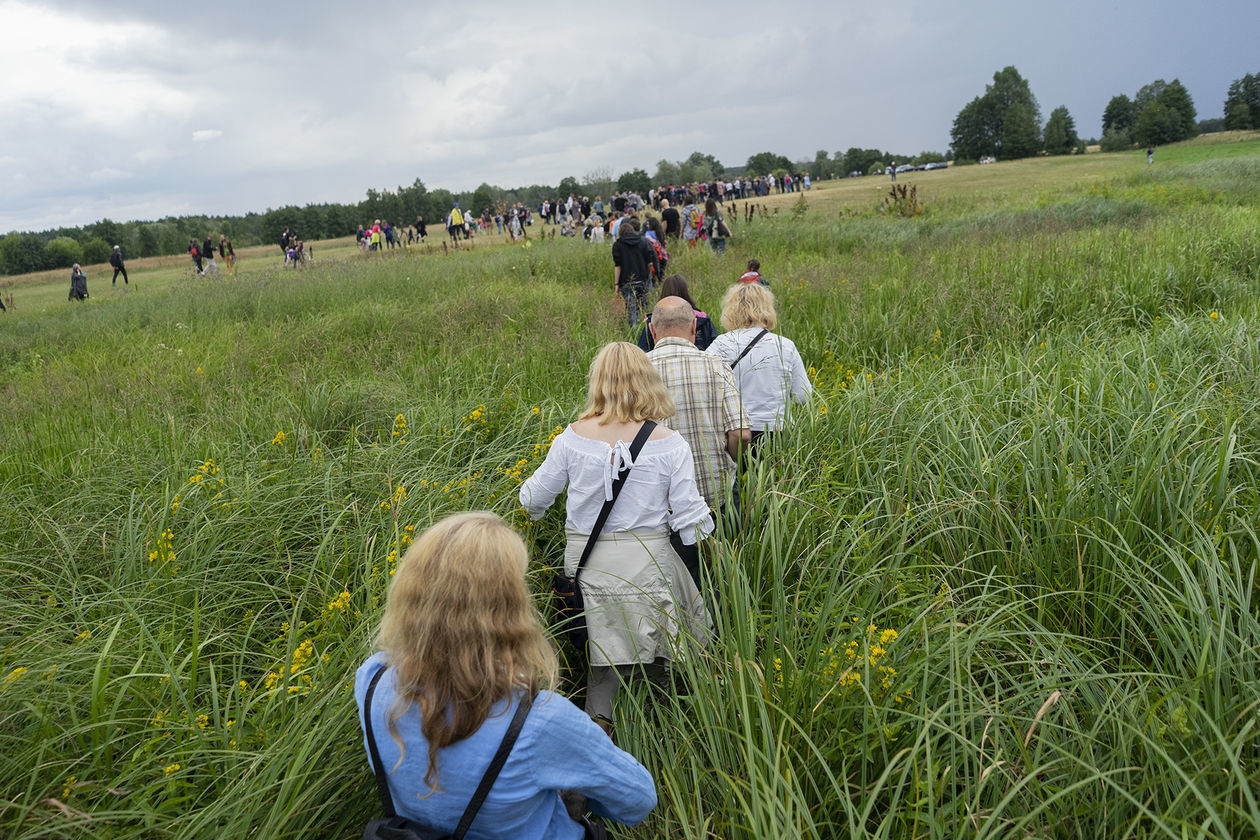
[952,65,1257,163]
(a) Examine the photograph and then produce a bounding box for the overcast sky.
[1,0,1254,232]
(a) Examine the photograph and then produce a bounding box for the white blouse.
[706,328,812,431]
[519,427,714,544]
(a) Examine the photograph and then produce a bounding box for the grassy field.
[2,139,1259,839]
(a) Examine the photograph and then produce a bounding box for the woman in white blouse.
[519,342,712,731]
[705,283,812,457]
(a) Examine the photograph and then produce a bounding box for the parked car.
[923,162,948,171]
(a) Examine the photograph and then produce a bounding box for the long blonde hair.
[720,283,777,331]
[580,341,675,422]
[377,512,557,788]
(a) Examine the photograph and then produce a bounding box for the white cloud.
[191,129,223,143]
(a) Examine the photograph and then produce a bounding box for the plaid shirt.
[647,337,749,508]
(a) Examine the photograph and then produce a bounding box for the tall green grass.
[2,146,1259,838]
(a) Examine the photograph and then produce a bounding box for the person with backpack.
[611,219,659,326]
[703,198,729,256]
[68,264,89,301]
[681,196,702,248]
[189,239,204,275]
[109,246,129,285]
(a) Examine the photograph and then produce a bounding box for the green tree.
[1001,101,1041,158]
[1102,94,1137,135]
[44,236,82,268]
[1157,79,1197,140]
[0,232,48,275]
[842,147,887,175]
[616,168,651,195]
[744,151,793,176]
[136,224,159,257]
[556,177,580,198]
[471,183,496,216]
[950,66,1041,161]
[81,237,111,265]
[1043,105,1079,155]
[1132,102,1180,146]
[684,151,724,177]
[653,159,682,186]
[1223,73,1260,129]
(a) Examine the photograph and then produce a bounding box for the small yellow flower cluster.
[3,666,27,690]
[163,763,181,776]
[263,637,317,696]
[326,590,352,612]
[464,404,487,428]
[1209,311,1219,321]
[271,430,287,446]
[498,457,530,484]
[149,529,176,564]
[401,524,415,547]
[196,713,209,730]
[772,623,904,700]
[74,629,92,643]
[62,776,77,799]
[170,495,181,512]
[380,484,407,511]
[188,458,220,485]
[392,414,408,440]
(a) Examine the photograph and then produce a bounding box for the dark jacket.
[611,230,659,288]
[109,251,124,269]
[636,311,718,352]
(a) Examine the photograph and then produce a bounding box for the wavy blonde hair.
[720,282,777,331]
[378,512,557,788]
[580,341,675,423]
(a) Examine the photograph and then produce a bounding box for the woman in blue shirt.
[355,512,656,838]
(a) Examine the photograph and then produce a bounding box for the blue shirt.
[355,652,656,839]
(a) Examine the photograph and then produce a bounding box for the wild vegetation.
[1,140,1258,838]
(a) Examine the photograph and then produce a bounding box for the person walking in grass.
[611,218,659,327]
[189,239,204,275]
[647,296,750,548]
[704,198,728,256]
[203,236,218,276]
[109,245,129,285]
[355,511,658,835]
[519,343,712,734]
[705,283,811,461]
[219,234,235,276]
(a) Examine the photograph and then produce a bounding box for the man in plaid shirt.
[647,296,751,529]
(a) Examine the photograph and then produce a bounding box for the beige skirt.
[564,528,711,667]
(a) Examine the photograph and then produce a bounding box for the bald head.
[651,296,696,341]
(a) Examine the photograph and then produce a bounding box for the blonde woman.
[705,283,811,456]
[355,512,655,837]
[519,342,712,729]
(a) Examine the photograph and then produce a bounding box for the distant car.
[923,162,948,171]
[849,170,865,177]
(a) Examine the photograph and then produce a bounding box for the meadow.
[2,136,1259,839]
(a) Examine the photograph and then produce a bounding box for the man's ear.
[648,322,658,341]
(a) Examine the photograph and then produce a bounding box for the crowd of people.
[187,234,237,276]
[357,277,812,836]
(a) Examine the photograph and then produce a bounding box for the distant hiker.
[448,203,464,243]
[415,215,427,240]
[660,198,681,241]
[203,236,218,276]
[704,198,728,256]
[109,245,129,285]
[68,264,89,301]
[890,162,897,182]
[219,234,235,275]
[681,196,702,248]
[612,219,660,326]
[190,240,204,275]
[1147,147,1154,164]
[739,258,769,287]
[279,227,291,256]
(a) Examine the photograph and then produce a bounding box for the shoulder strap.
[362,666,536,840]
[574,421,657,581]
[452,691,534,839]
[729,329,770,369]
[363,666,398,818]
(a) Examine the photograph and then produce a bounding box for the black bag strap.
[729,328,769,369]
[362,666,535,839]
[574,421,657,583]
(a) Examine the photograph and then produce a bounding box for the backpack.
[688,207,701,231]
